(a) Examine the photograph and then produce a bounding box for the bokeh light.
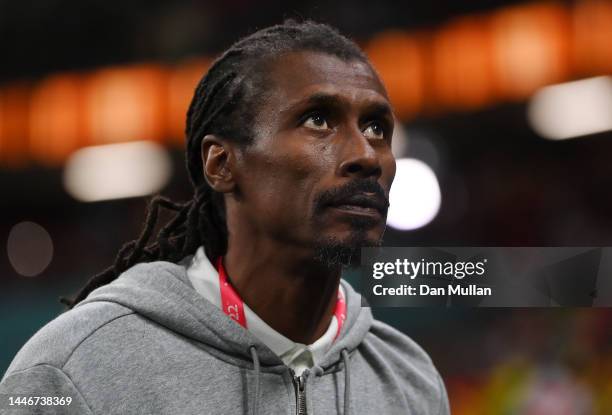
[7,221,54,277]
[387,158,442,231]
[63,140,172,202]
[528,76,612,140]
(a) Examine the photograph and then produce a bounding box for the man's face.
[230,50,396,264]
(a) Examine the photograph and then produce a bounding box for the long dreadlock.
[62,19,370,308]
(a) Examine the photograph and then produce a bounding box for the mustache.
[313,178,390,215]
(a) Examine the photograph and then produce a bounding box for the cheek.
[241,147,326,219]
[380,151,396,192]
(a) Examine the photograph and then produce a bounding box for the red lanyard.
[333,282,347,341]
[217,256,248,328]
[216,257,346,340]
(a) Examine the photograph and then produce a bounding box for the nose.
[338,130,382,179]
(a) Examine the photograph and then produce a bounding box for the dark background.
[2,0,612,413]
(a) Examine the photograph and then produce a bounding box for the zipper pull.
[297,374,305,391]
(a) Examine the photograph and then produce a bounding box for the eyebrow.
[280,92,394,119]
[363,101,394,121]
[279,93,345,114]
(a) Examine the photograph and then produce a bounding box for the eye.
[302,113,329,131]
[362,122,385,140]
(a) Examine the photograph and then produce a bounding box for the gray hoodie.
[1,260,450,414]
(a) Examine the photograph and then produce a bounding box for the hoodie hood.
[76,259,373,371]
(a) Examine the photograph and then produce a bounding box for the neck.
[223,239,341,345]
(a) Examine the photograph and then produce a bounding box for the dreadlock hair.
[61,19,371,308]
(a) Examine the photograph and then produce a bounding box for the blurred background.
[2,0,612,413]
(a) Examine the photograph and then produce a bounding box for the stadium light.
[63,141,172,202]
[387,158,441,231]
[528,76,612,140]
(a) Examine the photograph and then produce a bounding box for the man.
[1,20,449,414]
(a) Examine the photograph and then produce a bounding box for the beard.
[313,217,384,268]
[310,177,390,267]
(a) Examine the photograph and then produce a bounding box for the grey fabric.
[341,349,351,415]
[1,260,450,414]
[249,345,261,415]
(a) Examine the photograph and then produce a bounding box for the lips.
[327,194,387,216]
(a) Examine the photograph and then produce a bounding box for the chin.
[313,230,383,267]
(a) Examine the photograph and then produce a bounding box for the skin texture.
[202,51,396,344]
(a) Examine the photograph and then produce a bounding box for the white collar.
[186,247,343,373]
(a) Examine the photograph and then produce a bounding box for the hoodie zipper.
[292,371,307,415]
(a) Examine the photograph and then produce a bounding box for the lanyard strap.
[216,257,346,340]
[333,284,346,341]
[217,256,248,328]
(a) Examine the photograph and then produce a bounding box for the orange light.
[0,85,31,168]
[431,16,496,110]
[1,1,608,170]
[86,65,167,145]
[573,0,612,75]
[29,74,86,166]
[491,3,571,100]
[167,59,211,146]
[365,31,426,120]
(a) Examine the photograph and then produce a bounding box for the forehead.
[260,50,389,108]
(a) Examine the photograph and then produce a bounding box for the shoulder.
[358,318,450,414]
[4,259,191,377]
[0,301,141,413]
[366,318,437,374]
[3,301,134,377]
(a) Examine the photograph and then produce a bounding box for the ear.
[201,134,236,193]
